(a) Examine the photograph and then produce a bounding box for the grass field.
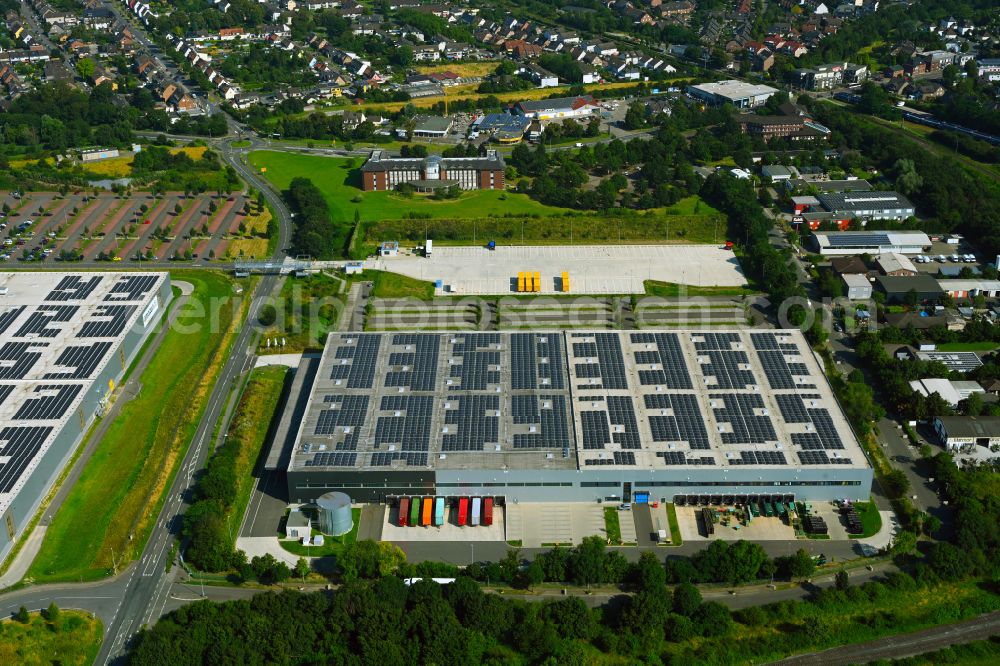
[81,156,134,178]
[665,503,682,545]
[28,271,248,582]
[369,270,436,300]
[935,341,999,352]
[225,366,288,542]
[249,151,567,223]
[261,273,344,352]
[0,610,102,665]
[415,62,497,77]
[644,279,753,298]
[278,508,361,557]
[603,507,622,544]
[854,501,882,539]
[227,238,270,259]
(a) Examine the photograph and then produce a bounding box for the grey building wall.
[0,277,171,563]
[287,465,873,504]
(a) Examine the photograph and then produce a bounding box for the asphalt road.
[769,610,1000,666]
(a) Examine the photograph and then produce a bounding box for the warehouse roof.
[289,329,867,473]
[817,191,914,212]
[936,415,1000,438]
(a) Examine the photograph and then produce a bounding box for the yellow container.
[562,271,570,292]
[533,272,541,292]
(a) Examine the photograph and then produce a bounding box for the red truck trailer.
[398,497,409,527]
[483,497,494,526]
[457,497,469,526]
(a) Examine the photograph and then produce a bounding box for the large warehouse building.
[0,272,170,562]
[276,330,872,506]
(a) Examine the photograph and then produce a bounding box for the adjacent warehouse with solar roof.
[0,272,170,562]
[811,230,931,256]
[275,329,872,506]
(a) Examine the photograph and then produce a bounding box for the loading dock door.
[634,492,649,504]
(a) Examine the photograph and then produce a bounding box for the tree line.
[286,177,346,260]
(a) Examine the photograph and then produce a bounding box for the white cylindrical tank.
[316,492,353,536]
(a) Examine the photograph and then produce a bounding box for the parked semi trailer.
[471,497,481,526]
[434,497,445,526]
[421,497,432,526]
[399,497,410,527]
[483,497,494,526]
[458,497,469,526]
[409,496,421,526]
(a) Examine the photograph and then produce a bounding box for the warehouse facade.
[279,330,872,506]
[0,272,171,562]
[361,150,505,191]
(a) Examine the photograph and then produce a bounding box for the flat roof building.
[512,95,599,120]
[0,272,171,562]
[361,150,505,192]
[276,330,872,505]
[816,191,915,220]
[934,415,1000,451]
[875,274,943,304]
[811,230,931,256]
[688,80,779,108]
[876,253,918,276]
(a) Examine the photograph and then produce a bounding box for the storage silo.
[316,492,353,536]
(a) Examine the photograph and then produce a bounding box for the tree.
[15,606,29,623]
[835,570,850,591]
[634,551,666,591]
[777,549,815,579]
[694,601,732,637]
[882,468,910,499]
[295,557,310,581]
[568,536,606,585]
[891,529,918,555]
[672,581,702,616]
[892,158,923,196]
[76,58,96,80]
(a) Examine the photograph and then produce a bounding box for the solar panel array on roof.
[632,333,693,389]
[386,334,438,391]
[0,307,25,336]
[825,233,891,247]
[756,350,810,390]
[0,342,44,380]
[574,333,627,390]
[776,394,811,423]
[0,385,13,406]
[449,334,500,390]
[77,305,136,338]
[512,395,571,450]
[442,394,499,451]
[0,426,53,493]
[607,396,641,449]
[46,275,102,302]
[712,393,777,443]
[581,410,611,449]
[16,305,78,338]
[304,452,357,467]
[798,450,853,465]
[13,385,83,420]
[644,393,710,449]
[105,275,158,301]
[731,450,787,465]
[370,451,428,466]
[330,334,381,388]
[701,350,756,389]
[314,395,369,435]
[43,341,113,379]
[374,395,433,452]
[656,451,715,465]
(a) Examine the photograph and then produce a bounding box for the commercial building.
[933,415,1000,451]
[471,113,531,144]
[275,330,872,506]
[875,253,918,276]
[688,80,779,108]
[909,379,984,407]
[738,114,829,141]
[842,273,872,300]
[512,95,600,120]
[938,280,1000,298]
[0,272,171,563]
[875,274,943,304]
[816,191,915,220]
[811,231,931,256]
[361,150,505,191]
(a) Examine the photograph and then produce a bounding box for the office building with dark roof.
[817,191,915,220]
[0,272,170,562]
[360,150,505,191]
[271,330,872,506]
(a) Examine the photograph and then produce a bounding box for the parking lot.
[507,503,607,547]
[371,244,747,295]
[0,190,259,263]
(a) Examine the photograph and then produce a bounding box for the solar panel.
[314,395,369,434]
[77,305,136,338]
[825,233,890,247]
[0,342,44,380]
[797,450,853,465]
[701,350,756,389]
[14,385,82,420]
[374,395,433,452]
[0,306,25,335]
[304,451,358,467]
[448,334,499,391]
[512,395,571,449]
[632,333,693,389]
[46,275,102,302]
[644,394,710,449]
[0,426,53,492]
[104,275,157,301]
[712,393,777,444]
[613,451,636,465]
[330,334,381,388]
[607,396,641,449]
[16,305,78,339]
[385,334,439,391]
[442,394,499,451]
[730,450,787,465]
[656,451,716,466]
[369,451,428,467]
[0,384,13,406]
[580,411,611,450]
[776,395,811,423]
[43,341,113,379]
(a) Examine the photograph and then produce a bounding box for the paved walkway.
[234,537,300,568]
[254,353,303,369]
[0,526,45,589]
[619,509,638,543]
[857,511,900,551]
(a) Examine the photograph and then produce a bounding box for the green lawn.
[260,273,345,353]
[0,610,102,665]
[29,271,248,582]
[665,503,682,545]
[644,279,754,298]
[603,507,622,544]
[278,508,361,557]
[368,270,435,300]
[854,501,882,539]
[935,341,999,352]
[249,151,568,224]
[226,366,289,542]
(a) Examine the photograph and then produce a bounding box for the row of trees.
[286,177,344,260]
